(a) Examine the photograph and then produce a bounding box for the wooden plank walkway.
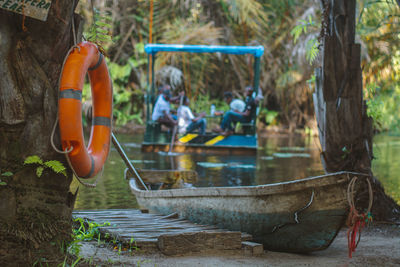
[73,209,261,255]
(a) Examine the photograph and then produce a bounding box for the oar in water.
[111,132,149,191]
[168,95,184,155]
[112,133,198,190]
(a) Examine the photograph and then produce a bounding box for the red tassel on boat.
[347,210,369,258]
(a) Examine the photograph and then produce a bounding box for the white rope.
[66,153,103,189]
[50,43,78,154]
[50,117,73,154]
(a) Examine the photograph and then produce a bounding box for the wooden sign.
[0,0,52,21]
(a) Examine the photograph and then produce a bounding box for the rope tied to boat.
[346,175,373,258]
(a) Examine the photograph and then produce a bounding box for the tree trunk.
[0,1,81,265]
[315,0,400,222]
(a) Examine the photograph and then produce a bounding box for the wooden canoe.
[129,171,357,253]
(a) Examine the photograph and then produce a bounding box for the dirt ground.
[78,223,400,266]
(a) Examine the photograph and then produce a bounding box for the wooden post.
[314,0,373,174]
[315,0,400,222]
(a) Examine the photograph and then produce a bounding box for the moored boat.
[129,171,358,253]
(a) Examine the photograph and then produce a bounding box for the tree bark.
[315,0,399,222]
[0,1,80,265]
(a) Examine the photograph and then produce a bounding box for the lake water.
[73,133,400,210]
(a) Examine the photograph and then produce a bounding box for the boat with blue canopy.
[142,44,264,155]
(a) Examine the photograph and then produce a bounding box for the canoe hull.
[142,133,257,155]
[130,172,353,252]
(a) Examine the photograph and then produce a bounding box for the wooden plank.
[72,209,252,254]
[158,231,242,256]
[242,241,264,256]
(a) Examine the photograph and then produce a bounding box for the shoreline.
[77,223,400,266]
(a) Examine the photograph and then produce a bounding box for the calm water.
[73,133,400,210]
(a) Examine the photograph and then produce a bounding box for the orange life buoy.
[58,41,112,178]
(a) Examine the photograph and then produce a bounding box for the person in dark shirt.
[213,86,257,135]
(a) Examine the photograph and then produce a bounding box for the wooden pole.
[314,0,373,174]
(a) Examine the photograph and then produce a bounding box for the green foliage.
[305,38,319,64]
[69,217,110,257]
[72,217,110,242]
[76,0,399,133]
[0,171,13,186]
[24,155,43,165]
[70,217,138,259]
[291,15,320,64]
[109,52,147,126]
[24,156,67,178]
[259,108,279,125]
[365,82,400,133]
[1,171,13,177]
[306,74,316,91]
[189,93,227,116]
[85,8,112,49]
[365,83,384,128]
[82,43,148,127]
[290,15,316,43]
[44,160,68,175]
[358,1,400,133]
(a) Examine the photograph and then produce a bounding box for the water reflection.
[372,134,400,205]
[73,133,400,209]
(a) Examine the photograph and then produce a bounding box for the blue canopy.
[145,44,264,58]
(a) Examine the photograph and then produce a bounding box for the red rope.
[347,210,366,258]
[346,176,373,258]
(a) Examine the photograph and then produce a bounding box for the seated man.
[151,88,177,129]
[213,86,257,135]
[178,96,207,135]
[214,91,245,116]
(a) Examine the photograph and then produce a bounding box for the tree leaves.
[24,155,43,165]
[24,156,67,178]
[85,8,113,49]
[290,15,316,44]
[0,171,13,186]
[44,160,67,177]
[1,171,13,177]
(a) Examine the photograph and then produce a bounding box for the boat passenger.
[213,86,257,136]
[154,84,170,103]
[178,96,207,135]
[214,91,245,116]
[152,88,177,129]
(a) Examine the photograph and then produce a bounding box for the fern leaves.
[24,155,43,165]
[291,15,320,64]
[24,156,67,178]
[0,171,12,186]
[85,8,113,51]
[306,38,320,64]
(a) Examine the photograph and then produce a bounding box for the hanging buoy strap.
[88,53,104,71]
[93,116,112,127]
[59,89,82,100]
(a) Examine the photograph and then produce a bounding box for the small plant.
[291,15,320,64]
[69,217,111,258]
[259,108,279,126]
[24,155,67,178]
[342,146,351,159]
[0,171,13,186]
[85,8,113,53]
